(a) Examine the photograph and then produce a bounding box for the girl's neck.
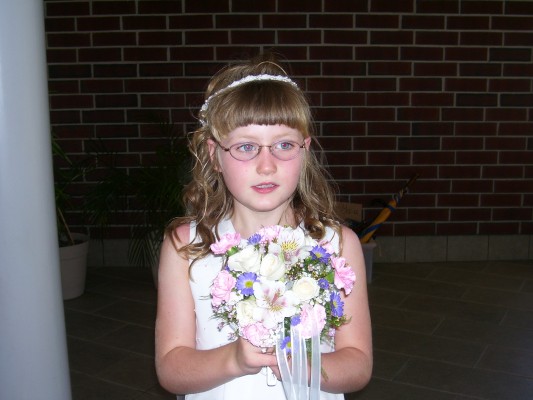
[230,207,295,238]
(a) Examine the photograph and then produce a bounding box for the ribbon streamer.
[276,309,321,399]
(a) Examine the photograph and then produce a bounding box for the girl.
[155,53,372,399]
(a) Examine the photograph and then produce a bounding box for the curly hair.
[166,53,341,262]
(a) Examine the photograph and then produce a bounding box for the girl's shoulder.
[165,221,191,249]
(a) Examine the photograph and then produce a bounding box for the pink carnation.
[241,322,271,347]
[210,270,236,306]
[298,304,326,339]
[210,232,241,254]
[331,256,356,295]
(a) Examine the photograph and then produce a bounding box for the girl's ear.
[207,139,220,171]
[304,136,312,150]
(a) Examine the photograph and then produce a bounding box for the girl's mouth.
[253,183,278,193]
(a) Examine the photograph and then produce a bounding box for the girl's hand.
[231,337,277,376]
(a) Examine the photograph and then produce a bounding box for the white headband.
[199,74,299,126]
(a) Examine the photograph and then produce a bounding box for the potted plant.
[52,135,91,300]
[86,119,191,286]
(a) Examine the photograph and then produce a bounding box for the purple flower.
[290,315,301,326]
[247,233,262,245]
[280,336,292,354]
[310,245,330,264]
[330,292,344,317]
[318,278,329,289]
[236,272,257,296]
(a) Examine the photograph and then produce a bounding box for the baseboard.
[87,234,533,267]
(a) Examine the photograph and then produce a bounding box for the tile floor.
[64,260,533,400]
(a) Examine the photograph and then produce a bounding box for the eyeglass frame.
[216,140,306,161]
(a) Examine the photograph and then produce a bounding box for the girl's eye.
[235,143,257,152]
[275,141,295,151]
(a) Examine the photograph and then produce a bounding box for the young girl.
[155,53,372,399]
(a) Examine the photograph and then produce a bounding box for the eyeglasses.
[217,140,306,161]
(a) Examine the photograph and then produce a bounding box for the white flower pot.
[59,233,89,300]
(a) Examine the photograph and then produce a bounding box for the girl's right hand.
[231,337,277,376]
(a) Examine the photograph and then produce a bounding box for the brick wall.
[45,0,533,241]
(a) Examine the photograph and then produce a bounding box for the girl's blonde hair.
[167,53,341,261]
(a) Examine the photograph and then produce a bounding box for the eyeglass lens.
[228,141,303,161]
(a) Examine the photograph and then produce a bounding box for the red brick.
[278,0,321,12]
[501,94,533,107]
[481,194,523,207]
[169,15,214,29]
[353,137,396,151]
[460,32,503,46]
[370,0,413,13]
[353,107,395,121]
[447,16,490,30]
[445,47,487,62]
[442,108,484,122]
[48,64,92,79]
[94,64,137,78]
[324,30,367,45]
[412,93,454,107]
[371,31,414,45]
[367,93,409,106]
[456,151,498,165]
[486,108,528,121]
[356,46,398,60]
[412,151,455,165]
[437,223,479,235]
[440,166,481,179]
[461,1,504,14]
[232,0,276,12]
[401,46,443,61]
[456,93,497,107]
[368,151,411,166]
[489,78,531,92]
[140,94,184,108]
[138,1,182,14]
[459,64,502,77]
[79,48,122,62]
[490,48,532,62]
[398,137,441,151]
[93,32,137,46]
[47,32,91,47]
[124,47,168,62]
[125,78,169,93]
[95,124,138,138]
[140,63,184,77]
[369,62,412,76]
[83,109,125,123]
[415,31,458,45]
[322,92,365,107]
[351,166,395,180]
[313,107,351,122]
[445,78,487,92]
[452,180,493,193]
[93,1,136,14]
[325,1,368,12]
[505,32,533,47]
[50,110,82,124]
[46,49,77,63]
[81,79,124,93]
[139,31,182,46]
[411,122,454,136]
[455,122,497,135]
[356,14,399,29]
[123,16,167,30]
[395,223,437,236]
[483,166,524,179]
[95,94,138,108]
[450,208,491,221]
[310,14,354,28]
[399,78,442,91]
[49,79,80,94]
[417,0,459,14]
[438,194,479,207]
[184,0,229,13]
[402,15,445,29]
[493,208,533,221]
[325,151,366,166]
[278,30,321,44]
[185,30,229,45]
[45,17,76,32]
[309,46,354,60]
[397,107,440,121]
[493,16,533,30]
[321,122,366,136]
[77,17,120,31]
[506,1,533,14]
[442,137,484,150]
[353,77,396,91]
[216,15,260,29]
[499,151,533,165]
[413,62,456,77]
[498,122,533,135]
[409,208,450,221]
[503,63,533,77]
[368,122,411,136]
[45,2,90,16]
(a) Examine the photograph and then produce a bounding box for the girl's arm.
[155,223,277,395]
[320,225,373,393]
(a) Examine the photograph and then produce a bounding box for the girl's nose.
[255,147,277,174]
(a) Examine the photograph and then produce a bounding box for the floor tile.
[477,345,533,378]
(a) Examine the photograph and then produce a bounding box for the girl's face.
[209,124,311,217]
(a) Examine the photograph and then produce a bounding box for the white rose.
[236,298,259,325]
[292,277,320,302]
[260,253,286,280]
[228,246,261,273]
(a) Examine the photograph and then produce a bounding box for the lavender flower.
[330,292,344,317]
[310,245,330,264]
[236,272,257,296]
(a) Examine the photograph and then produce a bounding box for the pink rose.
[331,256,356,295]
[240,322,271,347]
[210,270,236,306]
[298,304,326,339]
[210,232,241,254]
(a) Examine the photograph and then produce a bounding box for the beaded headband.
[199,74,299,126]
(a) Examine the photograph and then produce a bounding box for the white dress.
[183,218,345,400]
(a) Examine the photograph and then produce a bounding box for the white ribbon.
[275,309,321,399]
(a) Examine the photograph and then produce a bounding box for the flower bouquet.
[209,225,356,398]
